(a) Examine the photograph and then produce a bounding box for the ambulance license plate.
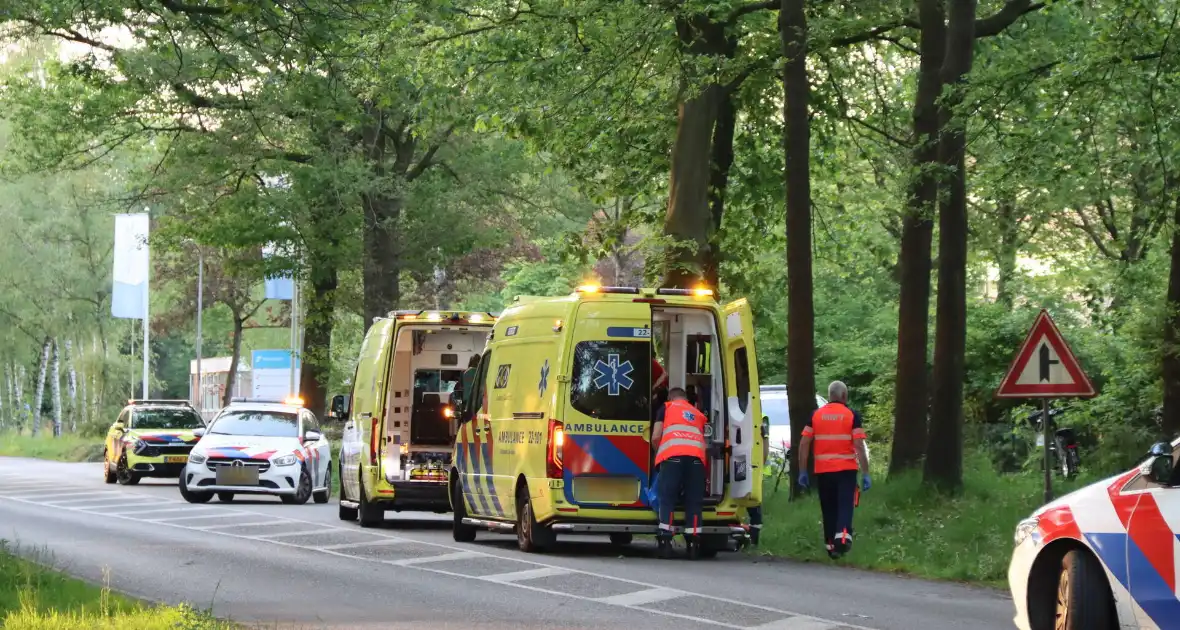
[164,455,187,464]
[216,466,258,486]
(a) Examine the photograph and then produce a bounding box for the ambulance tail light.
[369,417,380,463]
[547,419,564,479]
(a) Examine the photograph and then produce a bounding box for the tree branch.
[157,0,231,17]
[405,125,456,181]
[728,1,778,22]
[974,0,1045,38]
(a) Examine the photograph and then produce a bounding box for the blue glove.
[862,474,872,491]
[798,471,810,489]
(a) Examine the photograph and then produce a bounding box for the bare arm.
[797,434,812,473]
[854,438,870,475]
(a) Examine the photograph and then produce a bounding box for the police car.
[1008,438,1180,629]
[179,398,332,505]
[760,385,827,472]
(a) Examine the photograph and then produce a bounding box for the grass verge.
[0,432,104,463]
[757,455,1093,586]
[0,540,235,629]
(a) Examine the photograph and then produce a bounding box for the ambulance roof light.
[657,287,715,298]
[576,285,639,295]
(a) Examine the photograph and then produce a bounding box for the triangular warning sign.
[996,310,1095,399]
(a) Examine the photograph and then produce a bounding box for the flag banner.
[262,243,293,300]
[111,213,149,319]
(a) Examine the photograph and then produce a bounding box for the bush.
[0,433,104,463]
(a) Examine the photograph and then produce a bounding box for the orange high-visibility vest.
[806,402,866,473]
[656,400,707,465]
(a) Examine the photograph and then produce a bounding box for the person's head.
[668,387,688,402]
[467,355,480,369]
[828,380,849,404]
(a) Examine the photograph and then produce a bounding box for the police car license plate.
[216,466,258,486]
[164,455,187,464]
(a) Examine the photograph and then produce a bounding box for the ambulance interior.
[651,307,725,500]
[383,327,488,481]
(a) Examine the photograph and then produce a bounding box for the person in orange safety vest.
[651,387,708,559]
[796,381,870,559]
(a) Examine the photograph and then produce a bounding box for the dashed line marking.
[390,550,483,566]
[151,512,242,523]
[0,473,871,630]
[319,538,410,551]
[598,587,684,607]
[253,528,343,539]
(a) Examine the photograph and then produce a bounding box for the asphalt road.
[0,457,1013,629]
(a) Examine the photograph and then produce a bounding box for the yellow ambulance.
[448,285,763,556]
[332,309,496,527]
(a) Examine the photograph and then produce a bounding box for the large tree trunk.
[2,362,10,429]
[51,339,63,437]
[704,90,737,290]
[781,0,817,498]
[15,365,26,432]
[362,193,402,327]
[662,14,729,289]
[222,317,244,407]
[995,198,1019,309]
[1161,197,1180,438]
[32,337,51,437]
[925,0,978,491]
[889,0,945,476]
[301,256,338,418]
[66,339,78,433]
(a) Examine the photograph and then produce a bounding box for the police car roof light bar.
[128,399,194,407]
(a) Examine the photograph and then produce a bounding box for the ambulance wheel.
[103,451,116,484]
[217,492,234,503]
[451,477,476,543]
[1054,549,1114,630]
[609,533,633,546]
[696,534,727,559]
[516,486,553,553]
[178,473,212,504]
[338,463,358,521]
[358,469,383,528]
[313,467,331,504]
[115,454,140,485]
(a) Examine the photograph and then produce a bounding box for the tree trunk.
[15,365,26,432]
[995,198,1019,309]
[890,0,945,476]
[32,337,51,437]
[1161,197,1180,438]
[925,0,978,491]
[362,193,403,328]
[704,89,738,290]
[222,317,244,407]
[66,339,78,433]
[781,0,817,498]
[301,255,338,418]
[1,362,7,430]
[51,339,63,437]
[662,14,729,289]
[78,354,89,429]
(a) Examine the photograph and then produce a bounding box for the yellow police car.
[448,285,764,556]
[104,399,205,485]
[333,310,496,526]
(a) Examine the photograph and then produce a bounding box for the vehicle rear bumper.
[374,481,449,510]
[549,521,744,535]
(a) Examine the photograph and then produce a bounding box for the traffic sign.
[996,310,1095,399]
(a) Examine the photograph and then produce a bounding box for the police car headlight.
[188,452,206,465]
[1014,517,1039,546]
[272,454,298,467]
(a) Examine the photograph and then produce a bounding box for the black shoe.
[687,540,700,561]
[657,538,673,559]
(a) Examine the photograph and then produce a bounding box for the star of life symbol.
[593,354,634,396]
[538,360,550,397]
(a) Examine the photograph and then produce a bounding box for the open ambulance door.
[356,318,396,498]
[722,298,762,505]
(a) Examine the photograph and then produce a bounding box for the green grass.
[0,540,235,629]
[0,432,104,463]
[757,456,1094,586]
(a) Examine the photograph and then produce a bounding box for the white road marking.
[41,495,154,505]
[389,551,483,566]
[252,528,343,539]
[72,501,175,511]
[597,587,684,607]
[150,513,243,523]
[107,506,224,517]
[10,490,122,500]
[753,618,846,629]
[0,472,877,630]
[319,538,411,551]
[482,566,569,583]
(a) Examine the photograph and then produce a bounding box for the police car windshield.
[209,411,299,437]
[132,408,203,430]
[570,340,651,421]
[762,397,789,425]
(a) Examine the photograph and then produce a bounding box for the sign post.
[995,310,1096,503]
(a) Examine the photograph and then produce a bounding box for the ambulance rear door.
[343,318,395,500]
[722,298,762,505]
[561,300,654,510]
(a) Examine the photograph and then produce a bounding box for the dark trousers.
[817,469,857,550]
[656,456,706,538]
[747,505,762,544]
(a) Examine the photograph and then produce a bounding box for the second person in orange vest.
[796,381,870,559]
[651,387,708,559]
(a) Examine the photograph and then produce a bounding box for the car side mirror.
[330,394,349,421]
[112,422,125,433]
[192,428,206,438]
[305,430,323,442]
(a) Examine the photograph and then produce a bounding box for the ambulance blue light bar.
[657,287,715,297]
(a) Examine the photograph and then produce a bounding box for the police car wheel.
[178,473,212,504]
[103,452,116,484]
[609,533,633,546]
[217,492,234,502]
[1055,549,1114,630]
[358,469,383,527]
[451,477,476,542]
[314,467,331,504]
[115,454,140,486]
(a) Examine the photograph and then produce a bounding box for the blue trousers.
[817,469,857,550]
[656,456,705,538]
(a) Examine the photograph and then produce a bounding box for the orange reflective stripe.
[815,453,857,461]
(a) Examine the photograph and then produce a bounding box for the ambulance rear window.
[570,341,651,421]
